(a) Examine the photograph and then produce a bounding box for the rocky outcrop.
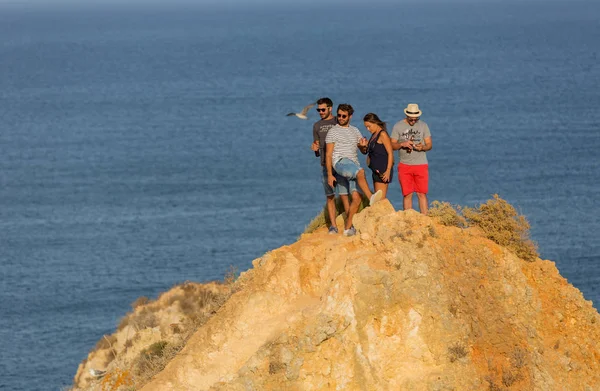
[130,200,600,390]
[73,281,231,390]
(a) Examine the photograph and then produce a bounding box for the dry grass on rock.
[462,194,538,261]
[133,340,183,386]
[427,201,467,228]
[429,195,539,261]
[127,281,233,388]
[305,194,539,262]
[74,277,234,391]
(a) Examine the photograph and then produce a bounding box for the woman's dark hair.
[363,113,387,132]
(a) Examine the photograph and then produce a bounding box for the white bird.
[286,102,315,120]
[89,368,107,377]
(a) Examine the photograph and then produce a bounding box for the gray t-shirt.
[325,124,363,166]
[391,119,431,165]
[313,117,337,166]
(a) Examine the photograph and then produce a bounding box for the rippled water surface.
[1,1,599,389]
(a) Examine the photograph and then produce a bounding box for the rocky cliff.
[74,200,600,391]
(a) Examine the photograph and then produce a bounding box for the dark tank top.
[367,130,391,173]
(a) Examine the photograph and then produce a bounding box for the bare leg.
[403,193,413,210]
[340,194,350,215]
[374,182,389,199]
[416,192,428,214]
[345,191,362,230]
[355,169,373,199]
[326,195,337,228]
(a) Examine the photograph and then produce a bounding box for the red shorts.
[397,163,429,196]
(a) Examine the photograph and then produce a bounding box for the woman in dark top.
[361,113,394,199]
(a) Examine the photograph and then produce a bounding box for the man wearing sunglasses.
[325,104,383,236]
[391,103,432,214]
[311,97,349,234]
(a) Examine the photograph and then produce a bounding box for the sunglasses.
[316,108,327,112]
[337,114,348,119]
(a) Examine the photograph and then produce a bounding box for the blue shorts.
[321,167,349,196]
[333,158,361,194]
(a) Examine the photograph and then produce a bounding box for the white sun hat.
[404,103,422,118]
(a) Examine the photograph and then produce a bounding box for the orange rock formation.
[75,201,600,391]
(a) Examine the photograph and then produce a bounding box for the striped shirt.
[325,125,363,165]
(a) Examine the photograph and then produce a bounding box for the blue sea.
[1,1,599,389]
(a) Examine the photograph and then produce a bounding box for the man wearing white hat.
[391,103,433,214]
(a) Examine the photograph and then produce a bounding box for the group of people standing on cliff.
[310,98,432,236]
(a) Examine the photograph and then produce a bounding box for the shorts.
[398,163,428,196]
[321,167,349,196]
[371,168,394,184]
[335,175,356,195]
[333,158,361,194]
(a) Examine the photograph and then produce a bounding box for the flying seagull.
[89,368,107,377]
[286,102,315,120]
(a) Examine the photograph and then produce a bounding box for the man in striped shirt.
[325,104,382,236]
